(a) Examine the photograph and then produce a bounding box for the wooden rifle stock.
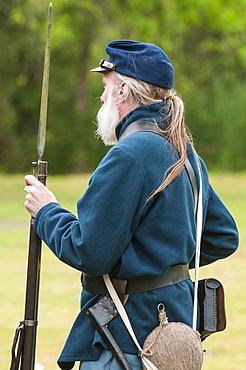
[21,162,48,370]
[10,162,48,370]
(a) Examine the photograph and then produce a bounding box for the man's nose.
[100,91,106,103]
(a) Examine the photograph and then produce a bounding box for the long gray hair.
[115,73,193,199]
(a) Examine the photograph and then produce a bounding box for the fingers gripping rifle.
[10,4,53,370]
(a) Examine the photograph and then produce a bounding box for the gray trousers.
[79,349,143,369]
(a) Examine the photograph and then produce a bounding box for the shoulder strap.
[119,121,198,211]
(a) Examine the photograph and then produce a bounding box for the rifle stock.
[10,162,48,370]
[21,162,48,370]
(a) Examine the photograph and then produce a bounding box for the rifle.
[10,4,53,370]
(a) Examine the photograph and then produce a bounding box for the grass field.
[0,173,245,370]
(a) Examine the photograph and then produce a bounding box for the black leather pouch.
[197,278,226,341]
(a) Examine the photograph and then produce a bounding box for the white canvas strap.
[103,274,159,370]
[192,156,203,330]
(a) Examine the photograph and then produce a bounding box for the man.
[25,40,238,370]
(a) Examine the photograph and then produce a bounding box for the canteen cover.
[142,305,203,370]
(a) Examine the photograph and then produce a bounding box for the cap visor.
[90,66,109,72]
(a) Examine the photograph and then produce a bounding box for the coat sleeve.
[190,184,239,268]
[34,147,149,276]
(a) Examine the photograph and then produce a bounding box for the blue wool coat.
[34,102,238,369]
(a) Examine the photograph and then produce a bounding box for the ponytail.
[149,91,191,199]
[115,73,193,199]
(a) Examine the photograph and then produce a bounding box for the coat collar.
[116,101,168,140]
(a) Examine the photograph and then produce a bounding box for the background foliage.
[0,0,246,174]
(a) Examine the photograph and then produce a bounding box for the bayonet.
[37,2,53,163]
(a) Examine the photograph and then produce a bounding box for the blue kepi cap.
[90,40,174,89]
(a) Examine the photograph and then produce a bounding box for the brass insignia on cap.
[99,59,116,70]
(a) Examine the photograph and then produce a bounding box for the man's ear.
[117,82,130,103]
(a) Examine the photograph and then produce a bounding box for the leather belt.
[81,264,190,295]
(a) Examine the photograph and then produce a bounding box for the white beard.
[95,87,120,146]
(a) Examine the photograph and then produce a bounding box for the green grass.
[0,173,245,369]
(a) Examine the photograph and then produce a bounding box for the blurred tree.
[0,0,245,173]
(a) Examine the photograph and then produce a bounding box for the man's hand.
[24,175,58,218]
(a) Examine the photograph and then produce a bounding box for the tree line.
[0,0,245,174]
